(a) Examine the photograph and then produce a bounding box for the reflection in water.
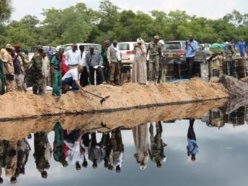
[2,104,248,185]
[149,122,166,168]
[203,106,248,128]
[187,119,199,161]
[132,123,148,170]
[33,132,52,179]
[0,138,31,184]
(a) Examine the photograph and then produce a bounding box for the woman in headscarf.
[132,38,147,84]
[132,123,148,170]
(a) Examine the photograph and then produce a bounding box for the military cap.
[6,44,14,50]
[104,40,110,45]
[36,45,43,50]
[154,35,160,40]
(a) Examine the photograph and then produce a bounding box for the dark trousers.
[187,119,196,140]
[89,66,105,85]
[62,77,78,90]
[186,57,195,78]
[80,67,89,87]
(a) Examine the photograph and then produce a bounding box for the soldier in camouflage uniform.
[0,44,15,92]
[30,46,45,95]
[147,35,162,84]
[50,49,62,96]
[0,58,5,95]
[33,132,52,179]
[5,141,18,184]
[148,121,166,168]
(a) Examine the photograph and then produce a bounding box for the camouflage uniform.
[148,41,161,82]
[14,53,27,92]
[5,141,18,179]
[0,47,15,92]
[30,52,44,95]
[33,132,52,175]
[149,122,166,167]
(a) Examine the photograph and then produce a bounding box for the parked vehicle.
[118,42,151,64]
[118,42,136,64]
[63,43,102,53]
[162,40,211,64]
[161,40,211,80]
[200,43,212,51]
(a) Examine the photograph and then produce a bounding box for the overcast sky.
[11,0,248,21]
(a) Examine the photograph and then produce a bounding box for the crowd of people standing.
[0,35,170,96]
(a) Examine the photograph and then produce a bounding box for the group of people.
[0,34,201,96]
[0,122,167,184]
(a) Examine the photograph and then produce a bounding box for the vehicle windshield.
[64,44,101,52]
[118,43,131,50]
[165,42,185,50]
[30,46,55,53]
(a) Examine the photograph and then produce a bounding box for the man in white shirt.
[62,65,84,90]
[65,43,80,69]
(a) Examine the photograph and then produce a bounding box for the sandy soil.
[0,77,230,140]
[0,78,229,120]
[0,99,227,141]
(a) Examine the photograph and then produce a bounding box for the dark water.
[1,107,248,186]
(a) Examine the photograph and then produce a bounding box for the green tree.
[0,0,12,22]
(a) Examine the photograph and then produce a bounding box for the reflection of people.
[5,141,18,184]
[64,130,85,171]
[110,128,124,173]
[148,121,166,168]
[33,132,52,178]
[53,122,68,167]
[186,119,199,161]
[132,123,148,170]
[88,132,105,169]
[0,140,5,184]
[16,138,31,178]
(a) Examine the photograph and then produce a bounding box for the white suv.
[118,42,136,64]
[118,42,149,64]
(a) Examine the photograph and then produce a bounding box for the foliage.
[2,0,248,49]
[0,0,12,22]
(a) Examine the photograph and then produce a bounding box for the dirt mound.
[0,100,227,141]
[0,78,229,120]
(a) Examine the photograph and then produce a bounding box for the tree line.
[1,0,248,49]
